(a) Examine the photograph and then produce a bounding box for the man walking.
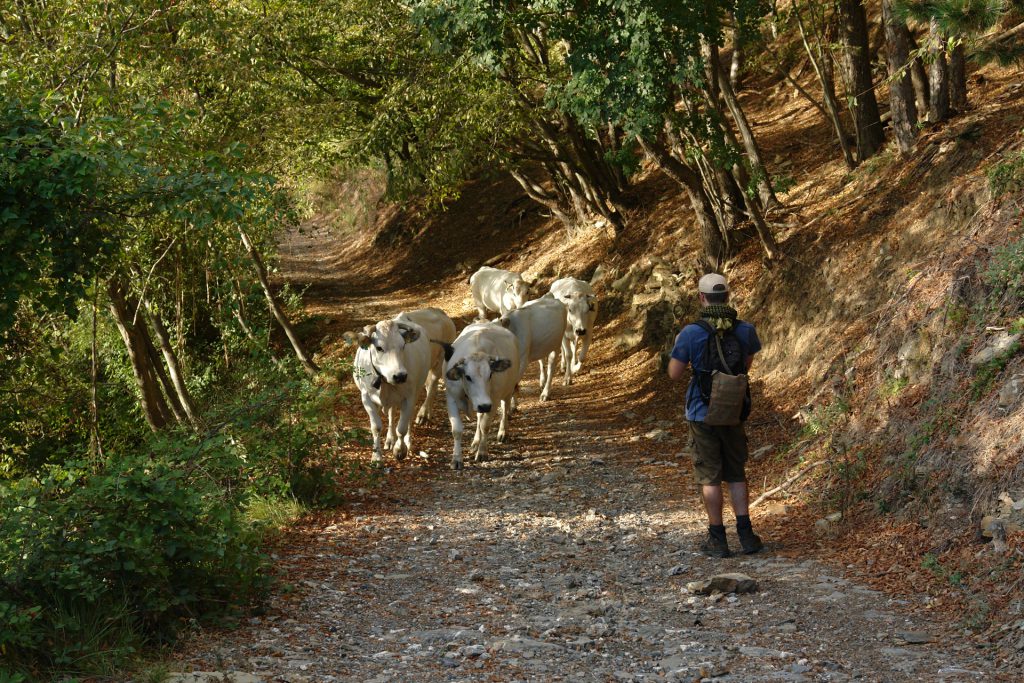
[667,273,764,557]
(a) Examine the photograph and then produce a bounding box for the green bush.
[984,237,1024,304]
[0,445,267,678]
[988,148,1024,198]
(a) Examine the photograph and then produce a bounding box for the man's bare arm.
[667,357,689,381]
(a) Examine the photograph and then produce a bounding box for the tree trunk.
[531,116,627,233]
[949,40,967,111]
[709,44,779,210]
[238,227,320,376]
[730,30,744,91]
[907,32,931,115]
[510,168,575,229]
[637,135,725,271]
[793,0,857,168]
[881,0,918,156]
[928,18,951,123]
[838,0,885,161]
[90,284,103,461]
[108,278,173,431]
[148,304,200,426]
[139,311,188,425]
[667,122,733,249]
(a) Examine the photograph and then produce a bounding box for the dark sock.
[708,524,727,539]
[736,515,753,530]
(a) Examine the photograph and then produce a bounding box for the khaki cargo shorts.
[688,421,749,485]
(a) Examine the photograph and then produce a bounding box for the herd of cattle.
[352,266,599,470]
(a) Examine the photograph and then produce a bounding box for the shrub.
[0,445,267,678]
[984,237,1024,305]
[988,148,1024,198]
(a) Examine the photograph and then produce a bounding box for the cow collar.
[371,362,385,389]
[367,354,385,390]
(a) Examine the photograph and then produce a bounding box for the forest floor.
[170,221,1015,683]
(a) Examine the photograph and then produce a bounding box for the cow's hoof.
[451,460,463,471]
[539,393,549,402]
[370,457,384,468]
[496,433,507,444]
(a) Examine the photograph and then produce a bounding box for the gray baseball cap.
[698,273,729,294]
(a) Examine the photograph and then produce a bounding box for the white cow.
[353,317,431,464]
[501,295,567,404]
[470,266,530,319]
[442,322,521,470]
[550,277,598,385]
[396,307,457,425]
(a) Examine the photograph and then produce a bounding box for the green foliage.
[0,448,266,677]
[0,354,361,679]
[987,147,1024,198]
[970,341,1020,399]
[800,397,850,437]
[0,94,290,341]
[922,552,964,586]
[880,375,910,398]
[983,235,1024,303]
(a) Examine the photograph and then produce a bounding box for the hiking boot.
[737,527,764,555]
[699,531,732,558]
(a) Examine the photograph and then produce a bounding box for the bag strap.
[713,332,731,372]
[693,320,716,375]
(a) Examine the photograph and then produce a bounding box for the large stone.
[970,332,1021,367]
[688,573,758,595]
[998,374,1024,407]
[981,515,1023,538]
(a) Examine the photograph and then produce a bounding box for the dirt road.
[173,224,1002,682]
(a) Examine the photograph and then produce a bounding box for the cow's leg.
[496,399,511,444]
[384,406,397,450]
[540,352,556,401]
[475,412,492,461]
[573,335,589,373]
[510,383,520,414]
[416,370,439,425]
[562,335,574,386]
[447,394,464,470]
[470,412,481,450]
[360,395,384,464]
[393,396,413,461]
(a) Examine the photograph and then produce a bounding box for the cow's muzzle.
[575,328,587,337]
[476,402,492,414]
[392,372,408,384]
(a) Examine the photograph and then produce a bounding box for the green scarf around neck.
[700,304,738,333]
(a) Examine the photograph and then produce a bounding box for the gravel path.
[174,381,999,682]
[169,224,1006,682]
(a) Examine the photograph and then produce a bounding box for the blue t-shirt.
[671,320,761,422]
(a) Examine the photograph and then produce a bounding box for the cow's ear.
[498,316,511,328]
[446,361,465,381]
[357,325,374,349]
[489,358,512,373]
[398,323,420,343]
[441,342,454,362]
